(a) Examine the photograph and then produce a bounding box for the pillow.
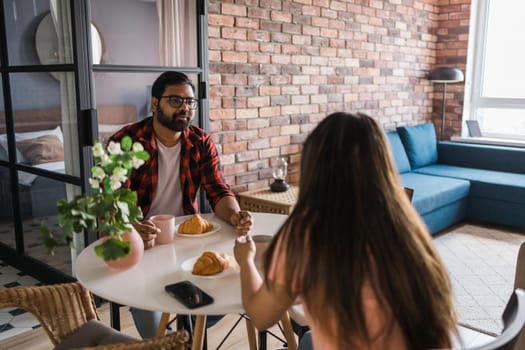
[386,132,411,173]
[0,126,63,164]
[397,123,438,169]
[16,135,64,165]
[0,134,26,163]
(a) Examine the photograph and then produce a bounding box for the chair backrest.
[464,289,525,350]
[513,242,525,349]
[0,281,99,346]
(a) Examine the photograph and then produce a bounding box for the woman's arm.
[234,235,296,330]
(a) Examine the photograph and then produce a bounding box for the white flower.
[132,156,145,169]
[88,178,100,189]
[132,142,144,152]
[99,153,111,166]
[92,143,105,158]
[112,166,127,182]
[107,141,123,155]
[92,166,105,181]
[109,176,122,191]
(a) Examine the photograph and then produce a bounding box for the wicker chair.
[0,281,188,349]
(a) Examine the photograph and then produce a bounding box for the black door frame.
[0,0,96,284]
[0,0,210,283]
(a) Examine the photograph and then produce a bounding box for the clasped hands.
[133,210,253,250]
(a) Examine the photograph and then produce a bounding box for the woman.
[234,112,457,349]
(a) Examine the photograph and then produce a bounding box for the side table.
[238,185,298,214]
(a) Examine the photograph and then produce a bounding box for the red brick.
[235,18,259,30]
[222,51,247,63]
[222,27,247,40]
[223,142,247,154]
[221,3,247,17]
[271,136,291,147]
[209,14,235,27]
[235,41,259,52]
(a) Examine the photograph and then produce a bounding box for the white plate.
[175,221,221,238]
[180,255,238,279]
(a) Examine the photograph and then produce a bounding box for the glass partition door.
[0,0,209,283]
[0,0,93,283]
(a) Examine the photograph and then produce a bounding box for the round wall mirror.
[35,12,105,66]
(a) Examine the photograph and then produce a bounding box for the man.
[109,71,253,338]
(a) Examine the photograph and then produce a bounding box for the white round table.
[75,212,288,350]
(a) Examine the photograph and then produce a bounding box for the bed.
[0,105,137,220]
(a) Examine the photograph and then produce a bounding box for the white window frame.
[463,0,525,141]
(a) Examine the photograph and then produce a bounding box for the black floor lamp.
[428,67,464,140]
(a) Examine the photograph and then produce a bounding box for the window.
[465,0,525,140]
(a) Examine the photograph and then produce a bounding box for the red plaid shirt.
[108,117,235,217]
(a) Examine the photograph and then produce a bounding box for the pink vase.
[103,228,144,270]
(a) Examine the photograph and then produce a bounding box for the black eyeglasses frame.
[157,95,199,109]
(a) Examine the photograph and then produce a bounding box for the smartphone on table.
[165,280,214,309]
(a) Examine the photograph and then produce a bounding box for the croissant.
[192,251,230,276]
[178,214,214,234]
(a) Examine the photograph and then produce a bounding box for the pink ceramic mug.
[150,214,175,245]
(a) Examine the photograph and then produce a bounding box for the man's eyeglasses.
[157,95,199,109]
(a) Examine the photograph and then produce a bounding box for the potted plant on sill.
[41,136,149,269]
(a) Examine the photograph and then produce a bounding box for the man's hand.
[133,220,160,250]
[230,210,254,236]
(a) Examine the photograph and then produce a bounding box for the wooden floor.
[0,302,292,350]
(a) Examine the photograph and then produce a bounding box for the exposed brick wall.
[208,0,467,192]
[433,0,471,140]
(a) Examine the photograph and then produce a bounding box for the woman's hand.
[234,234,256,267]
[133,220,160,250]
[230,210,254,235]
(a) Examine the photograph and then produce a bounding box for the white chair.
[512,242,525,349]
[461,289,525,350]
[288,289,525,350]
[288,304,309,340]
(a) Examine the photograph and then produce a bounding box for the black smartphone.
[164,280,214,309]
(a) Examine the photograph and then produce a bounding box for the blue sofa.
[387,123,525,234]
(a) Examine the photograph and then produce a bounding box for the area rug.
[434,224,525,335]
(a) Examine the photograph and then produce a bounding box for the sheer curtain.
[156,0,196,66]
[50,0,84,269]
[49,0,77,180]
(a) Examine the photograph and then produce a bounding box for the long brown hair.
[264,112,456,349]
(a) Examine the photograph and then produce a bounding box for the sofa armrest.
[438,141,525,174]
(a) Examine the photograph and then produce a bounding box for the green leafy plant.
[41,136,149,261]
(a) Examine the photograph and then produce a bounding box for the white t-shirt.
[146,139,184,219]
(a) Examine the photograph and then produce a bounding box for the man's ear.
[151,97,158,114]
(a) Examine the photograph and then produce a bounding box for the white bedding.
[18,161,65,186]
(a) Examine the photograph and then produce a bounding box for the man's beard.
[156,107,193,132]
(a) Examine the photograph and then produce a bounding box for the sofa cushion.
[399,172,470,216]
[53,319,138,349]
[414,164,525,205]
[420,199,468,234]
[438,142,525,174]
[386,132,411,173]
[397,123,438,169]
[468,198,525,229]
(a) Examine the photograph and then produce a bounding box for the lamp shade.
[428,67,464,83]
